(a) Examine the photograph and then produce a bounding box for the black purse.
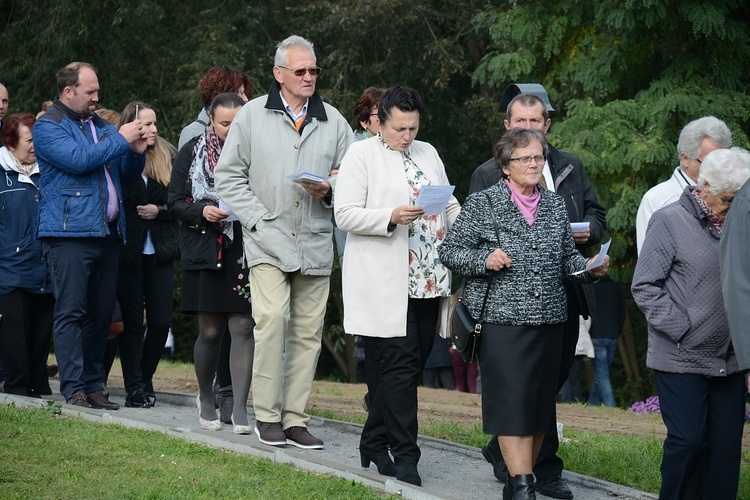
[449,191,501,363]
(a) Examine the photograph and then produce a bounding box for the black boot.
[512,474,536,500]
[395,463,421,486]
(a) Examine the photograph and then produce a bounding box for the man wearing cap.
[469,86,606,499]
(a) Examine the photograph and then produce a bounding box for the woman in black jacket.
[113,101,179,408]
[168,93,254,434]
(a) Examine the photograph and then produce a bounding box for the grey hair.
[697,147,750,196]
[676,116,732,162]
[274,35,316,67]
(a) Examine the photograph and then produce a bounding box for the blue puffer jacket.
[33,99,145,241]
[0,147,51,295]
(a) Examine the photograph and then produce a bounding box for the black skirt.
[180,229,251,315]
[479,322,563,435]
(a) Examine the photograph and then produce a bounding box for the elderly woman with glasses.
[632,148,750,500]
[439,127,608,500]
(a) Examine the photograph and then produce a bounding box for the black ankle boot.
[512,474,536,500]
[395,463,421,486]
[360,450,396,476]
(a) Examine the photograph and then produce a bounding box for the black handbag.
[449,191,501,363]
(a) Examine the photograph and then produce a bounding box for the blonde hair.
[145,136,176,187]
[117,101,175,186]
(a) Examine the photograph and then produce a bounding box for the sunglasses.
[278,66,321,77]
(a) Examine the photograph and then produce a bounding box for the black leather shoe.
[125,388,153,408]
[143,381,156,407]
[360,450,396,477]
[482,436,509,482]
[535,475,573,499]
[395,463,421,486]
[86,390,120,410]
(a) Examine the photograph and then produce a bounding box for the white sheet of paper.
[573,238,611,275]
[415,185,455,216]
[571,221,590,232]
[218,199,238,222]
[287,171,328,184]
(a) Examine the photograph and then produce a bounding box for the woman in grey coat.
[632,147,750,500]
[439,128,609,500]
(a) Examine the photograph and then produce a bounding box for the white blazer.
[334,137,460,338]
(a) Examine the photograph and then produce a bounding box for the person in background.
[440,127,609,500]
[422,334,455,390]
[635,116,732,254]
[113,101,179,408]
[449,343,479,393]
[0,113,55,397]
[587,275,625,407]
[352,86,384,141]
[34,62,147,409]
[178,65,254,422]
[178,66,251,149]
[335,85,460,485]
[344,86,387,410]
[633,148,750,500]
[169,92,254,434]
[470,87,607,499]
[0,83,8,387]
[560,316,593,403]
[215,35,351,450]
[0,83,8,142]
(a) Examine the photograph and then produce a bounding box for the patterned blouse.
[378,134,451,299]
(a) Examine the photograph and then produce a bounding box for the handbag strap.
[476,190,502,325]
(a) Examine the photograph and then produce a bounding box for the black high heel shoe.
[360,450,396,477]
[395,463,421,486]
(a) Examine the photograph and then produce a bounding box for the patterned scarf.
[692,189,724,234]
[189,124,233,244]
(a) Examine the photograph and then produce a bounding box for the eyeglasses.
[718,193,735,205]
[509,155,545,166]
[278,66,321,77]
[695,158,703,164]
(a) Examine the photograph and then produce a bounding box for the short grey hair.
[676,116,732,162]
[274,35,316,67]
[698,147,750,196]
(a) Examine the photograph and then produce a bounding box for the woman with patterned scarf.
[168,93,255,434]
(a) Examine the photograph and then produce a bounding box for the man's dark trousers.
[44,233,119,400]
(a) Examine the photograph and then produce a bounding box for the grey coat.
[439,181,589,326]
[632,187,738,377]
[721,179,750,372]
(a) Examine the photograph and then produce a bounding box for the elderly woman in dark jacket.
[439,128,608,500]
[632,148,750,500]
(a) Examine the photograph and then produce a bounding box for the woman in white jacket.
[334,86,460,486]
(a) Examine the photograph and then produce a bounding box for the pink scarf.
[505,178,540,226]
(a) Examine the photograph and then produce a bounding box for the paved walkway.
[1,385,657,500]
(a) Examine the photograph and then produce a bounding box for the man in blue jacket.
[33,62,147,409]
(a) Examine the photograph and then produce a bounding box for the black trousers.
[44,235,119,400]
[360,298,439,465]
[115,255,175,393]
[0,290,54,395]
[655,370,745,500]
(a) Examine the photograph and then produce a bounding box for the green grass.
[0,405,391,499]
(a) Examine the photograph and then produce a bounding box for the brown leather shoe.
[86,390,120,410]
[66,391,91,408]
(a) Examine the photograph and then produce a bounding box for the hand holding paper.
[573,238,611,276]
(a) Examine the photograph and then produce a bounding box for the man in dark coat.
[470,85,607,499]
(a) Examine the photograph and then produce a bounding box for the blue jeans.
[588,338,618,407]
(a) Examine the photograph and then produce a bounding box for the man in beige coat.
[215,35,352,449]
